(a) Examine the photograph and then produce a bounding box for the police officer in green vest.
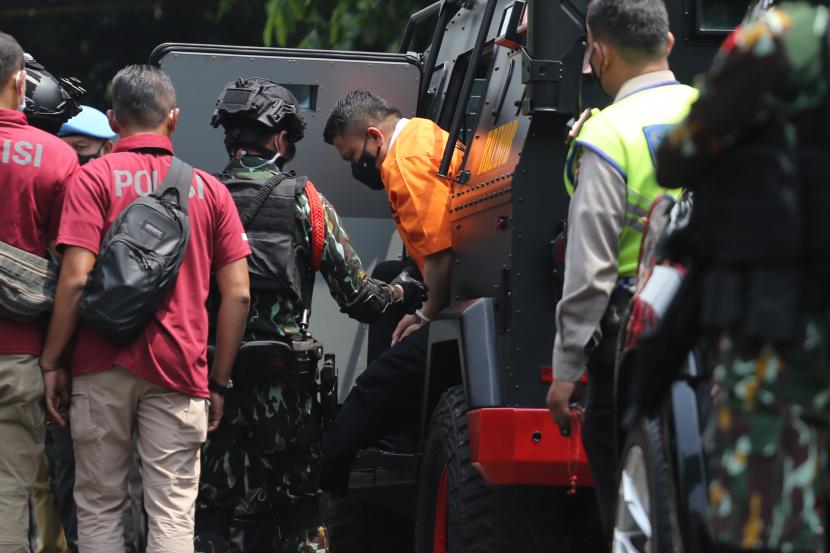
[545,0,698,540]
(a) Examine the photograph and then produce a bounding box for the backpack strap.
[240,171,291,229]
[304,181,326,272]
[154,157,194,216]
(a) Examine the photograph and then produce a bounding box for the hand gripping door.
[80,157,193,345]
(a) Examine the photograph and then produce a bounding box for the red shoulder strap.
[304,181,325,272]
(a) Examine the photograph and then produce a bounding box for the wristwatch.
[208,378,233,395]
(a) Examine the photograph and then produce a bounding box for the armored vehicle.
[151,0,756,550]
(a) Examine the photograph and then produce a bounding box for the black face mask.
[77,141,106,166]
[351,135,384,191]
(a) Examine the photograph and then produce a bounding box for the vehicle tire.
[416,385,515,553]
[415,386,604,553]
[612,416,674,553]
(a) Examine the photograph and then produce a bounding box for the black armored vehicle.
[151,0,758,550]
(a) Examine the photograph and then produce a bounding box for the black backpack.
[80,157,193,345]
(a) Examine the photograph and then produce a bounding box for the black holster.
[232,337,338,428]
[232,337,322,394]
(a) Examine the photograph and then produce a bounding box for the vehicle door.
[152,44,421,394]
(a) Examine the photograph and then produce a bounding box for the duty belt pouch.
[232,340,294,387]
[232,338,322,391]
[289,336,322,394]
[693,146,802,266]
[799,147,830,303]
[745,269,801,342]
[701,268,745,330]
[0,241,58,322]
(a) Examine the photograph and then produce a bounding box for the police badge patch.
[643,124,675,166]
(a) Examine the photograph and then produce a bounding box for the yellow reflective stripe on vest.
[563,82,699,277]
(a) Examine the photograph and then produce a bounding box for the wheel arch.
[421,298,503,441]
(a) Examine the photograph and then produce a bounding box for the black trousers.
[366,259,420,365]
[45,426,78,552]
[321,323,428,493]
[582,329,620,544]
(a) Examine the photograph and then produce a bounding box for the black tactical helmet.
[211,77,305,155]
[23,53,84,135]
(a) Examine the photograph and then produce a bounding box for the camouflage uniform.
[198,158,368,553]
[707,319,830,552]
[656,3,830,551]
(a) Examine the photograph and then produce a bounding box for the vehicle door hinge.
[521,49,563,84]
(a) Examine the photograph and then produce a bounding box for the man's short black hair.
[111,64,176,129]
[323,90,402,144]
[587,0,670,63]
[0,32,24,87]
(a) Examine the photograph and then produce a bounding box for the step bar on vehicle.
[467,408,592,487]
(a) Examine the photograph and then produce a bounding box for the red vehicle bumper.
[467,408,593,487]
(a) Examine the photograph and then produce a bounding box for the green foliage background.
[2,0,429,107]
[221,0,425,52]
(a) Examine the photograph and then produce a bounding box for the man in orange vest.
[320,90,463,493]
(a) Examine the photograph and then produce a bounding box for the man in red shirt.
[0,31,79,553]
[39,65,251,553]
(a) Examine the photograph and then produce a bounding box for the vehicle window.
[280,84,318,111]
[697,0,753,32]
[438,46,494,147]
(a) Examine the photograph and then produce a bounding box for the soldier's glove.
[391,270,428,314]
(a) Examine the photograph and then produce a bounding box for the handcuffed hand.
[391,313,424,346]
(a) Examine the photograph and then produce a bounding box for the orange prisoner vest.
[379,117,463,271]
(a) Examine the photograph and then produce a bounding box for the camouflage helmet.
[211,77,305,148]
[23,53,84,135]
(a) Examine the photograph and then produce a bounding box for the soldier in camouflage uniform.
[194,78,427,553]
[657,2,830,551]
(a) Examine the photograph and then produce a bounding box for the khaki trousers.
[71,366,207,553]
[33,454,70,553]
[0,354,45,553]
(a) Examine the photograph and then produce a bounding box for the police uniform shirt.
[58,134,251,398]
[0,108,79,356]
[553,70,678,382]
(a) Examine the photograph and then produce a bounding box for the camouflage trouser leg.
[195,391,247,551]
[706,319,830,553]
[197,392,247,512]
[254,382,325,553]
[197,381,326,553]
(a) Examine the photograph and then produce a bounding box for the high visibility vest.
[564,81,699,277]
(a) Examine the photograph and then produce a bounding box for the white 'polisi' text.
[1,140,43,168]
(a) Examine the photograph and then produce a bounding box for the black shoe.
[232,486,272,528]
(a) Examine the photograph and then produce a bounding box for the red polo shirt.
[0,109,79,355]
[57,134,250,398]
